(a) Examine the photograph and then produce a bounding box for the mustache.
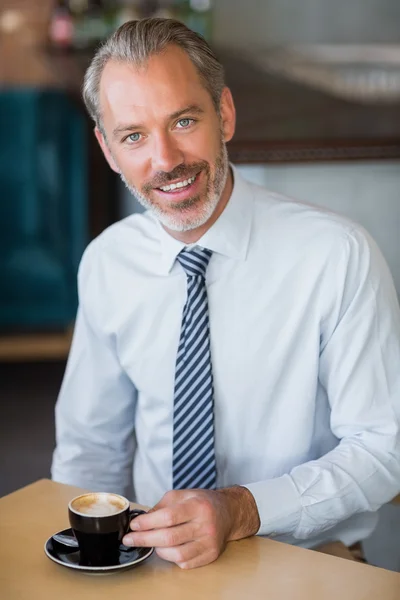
[142,161,209,192]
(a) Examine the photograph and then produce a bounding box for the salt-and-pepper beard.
[117,137,229,232]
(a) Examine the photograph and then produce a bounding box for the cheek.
[182,136,220,171]
[113,148,148,182]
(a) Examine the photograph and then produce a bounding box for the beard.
[117,137,229,232]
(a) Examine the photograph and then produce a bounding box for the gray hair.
[83,18,225,132]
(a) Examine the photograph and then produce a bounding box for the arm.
[244,226,400,538]
[123,226,400,568]
[122,485,260,569]
[51,243,137,496]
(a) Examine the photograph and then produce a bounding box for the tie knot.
[177,247,212,278]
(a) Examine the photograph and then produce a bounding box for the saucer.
[44,528,154,574]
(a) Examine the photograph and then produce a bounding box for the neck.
[163,167,234,244]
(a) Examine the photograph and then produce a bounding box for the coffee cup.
[68,492,145,567]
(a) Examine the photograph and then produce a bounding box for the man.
[52,18,400,569]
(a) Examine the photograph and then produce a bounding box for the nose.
[151,132,184,174]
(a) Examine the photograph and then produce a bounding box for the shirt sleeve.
[51,242,137,497]
[244,226,400,538]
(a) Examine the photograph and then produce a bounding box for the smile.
[158,175,197,192]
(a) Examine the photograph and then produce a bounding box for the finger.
[177,547,220,570]
[123,522,194,548]
[156,540,220,570]
[129,502,192,532]
[152,489,200,510]
[155,542,197,564]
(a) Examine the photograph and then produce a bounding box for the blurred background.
[1,0,400,570]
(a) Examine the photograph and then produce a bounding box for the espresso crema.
[70,493,127,517]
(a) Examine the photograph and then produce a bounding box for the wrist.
[217,485,261,541]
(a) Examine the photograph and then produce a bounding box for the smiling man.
[52,18,400,569]
[96,43,233,239]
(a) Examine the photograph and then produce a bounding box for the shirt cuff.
[242,474,302,536]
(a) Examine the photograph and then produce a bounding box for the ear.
[94,127,120,174]
[219,87,236,143]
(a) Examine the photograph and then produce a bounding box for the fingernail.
[130,521,140,530]
[123,535,134,546]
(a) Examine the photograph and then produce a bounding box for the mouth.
[152,171,202,202]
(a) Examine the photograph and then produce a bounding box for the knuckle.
[164,530,178,546]
[209,547,219,562]
[155,547,169,561]
[155,546,182,563]
[163,508,176,528]
[174,548,186,563]
[164,490,180,502]
[204,522,218,538]
[195,496,212,516]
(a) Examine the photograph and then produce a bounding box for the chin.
[161,214,209,233]
[153,195,215,232]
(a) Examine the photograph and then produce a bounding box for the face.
[95,45,236,236]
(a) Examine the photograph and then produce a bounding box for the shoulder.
[77,210,159,297]
[246,181,398,326]
[80,210,157,268]
[247,178,372,257]
[240,175,393,298]
[87,210,158,254]
[250,180,351,233]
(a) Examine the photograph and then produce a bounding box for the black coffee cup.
[68,492,145,567]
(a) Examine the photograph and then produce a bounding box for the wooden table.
[1,480,400,599]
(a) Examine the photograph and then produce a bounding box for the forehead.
[99,45,211,126]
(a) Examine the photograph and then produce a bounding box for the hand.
[122,486,260,569]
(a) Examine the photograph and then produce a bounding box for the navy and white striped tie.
[172,247,216,490]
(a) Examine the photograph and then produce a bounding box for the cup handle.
[127,508,146,533]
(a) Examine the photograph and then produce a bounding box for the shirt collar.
[157,165,254,275]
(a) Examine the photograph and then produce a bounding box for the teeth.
[160,175,196,192]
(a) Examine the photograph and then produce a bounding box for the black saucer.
[44,528,154,574]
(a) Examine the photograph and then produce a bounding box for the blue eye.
[128,133,141,143]
[177,118,193,128]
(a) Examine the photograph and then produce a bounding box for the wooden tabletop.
[1,479,400,599]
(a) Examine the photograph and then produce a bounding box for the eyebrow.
[112,104,205,139]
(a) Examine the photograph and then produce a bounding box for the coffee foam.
[71,493,127,517]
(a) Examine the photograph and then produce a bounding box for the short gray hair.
[83,18,225,132]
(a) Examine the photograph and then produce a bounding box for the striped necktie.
[172,247,216,490]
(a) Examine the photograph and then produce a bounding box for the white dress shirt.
[52,166,400,549]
